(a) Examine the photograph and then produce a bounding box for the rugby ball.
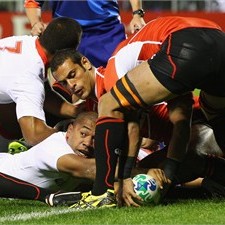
[132,174,160,204]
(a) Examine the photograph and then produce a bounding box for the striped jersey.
[101,16,221,93]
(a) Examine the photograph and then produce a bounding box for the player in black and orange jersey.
[50,16,225,208]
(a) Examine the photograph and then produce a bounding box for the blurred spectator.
[0,1,225,14]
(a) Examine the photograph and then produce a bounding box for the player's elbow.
[19,116,56,146]
[25,127,56,146]
[23,133,43,146]
[98,93,121,117]
[72,160,96,180]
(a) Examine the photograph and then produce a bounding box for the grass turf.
[0,197,225,224]
[0,89,215,224]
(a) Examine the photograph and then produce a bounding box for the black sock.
[0,172,50,202]
[92,117,126,195]
[162,158,180,182]
[204,155,225,186]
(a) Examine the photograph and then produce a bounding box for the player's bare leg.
[98,61,177,117]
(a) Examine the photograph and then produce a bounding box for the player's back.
[0,35,45,103]
[0,35,39,68]
[128,16,221,43]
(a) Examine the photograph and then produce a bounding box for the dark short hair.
[54,111,98,131]
[74,111,98,126]
[50,48,84,73]
[39,17,82,55]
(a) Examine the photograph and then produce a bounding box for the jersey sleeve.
[11,65,46,121]
[34,132,74,172]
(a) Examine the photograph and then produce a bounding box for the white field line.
[0,207,77,223]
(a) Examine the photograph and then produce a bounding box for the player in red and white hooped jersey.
[0,112,97,192]
[0,111,97,207]
[0,17,82,147]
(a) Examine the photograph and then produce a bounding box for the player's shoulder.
[35,132,65,147]
[0,35,36,44]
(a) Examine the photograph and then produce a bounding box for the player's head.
[51,48,84,72]
[66,111,97,157]
[39,17,82,55]
[50,49,95,100]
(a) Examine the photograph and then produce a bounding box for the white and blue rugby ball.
[132,174,160,204]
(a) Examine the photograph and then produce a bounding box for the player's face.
[66,119,95,157]
[52,58,94,100]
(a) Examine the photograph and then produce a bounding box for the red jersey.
[55,16,220,111]
[102,16,221,93]
[84,67,105,112]
[71,17,218,128]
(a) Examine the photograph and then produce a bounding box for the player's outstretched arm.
[57,154,96,180]
[166,93,193,167]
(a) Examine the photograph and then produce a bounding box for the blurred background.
[1,0,225,13]
[0,0,225,38]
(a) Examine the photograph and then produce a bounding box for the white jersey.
[0,132,79,192]
[0,35,47,121]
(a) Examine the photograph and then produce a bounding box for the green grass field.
[1,197,225,224]
[0,89,215,224]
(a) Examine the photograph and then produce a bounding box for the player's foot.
[8,138,30,154]
[69,189,117,209]
[45,191,82,207]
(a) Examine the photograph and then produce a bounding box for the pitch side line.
[0,208,77,222]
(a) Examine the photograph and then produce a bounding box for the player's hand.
[120,178,143,207]
[129,16,146,34]
[147,168,171,190]
[31,21,47,36]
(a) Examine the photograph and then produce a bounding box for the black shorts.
[149,28,225,97]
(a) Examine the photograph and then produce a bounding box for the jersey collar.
[35,39,48,66]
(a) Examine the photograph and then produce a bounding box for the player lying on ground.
[0,112,97,206]
[137,132,225,202]
[1,110,225,207]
